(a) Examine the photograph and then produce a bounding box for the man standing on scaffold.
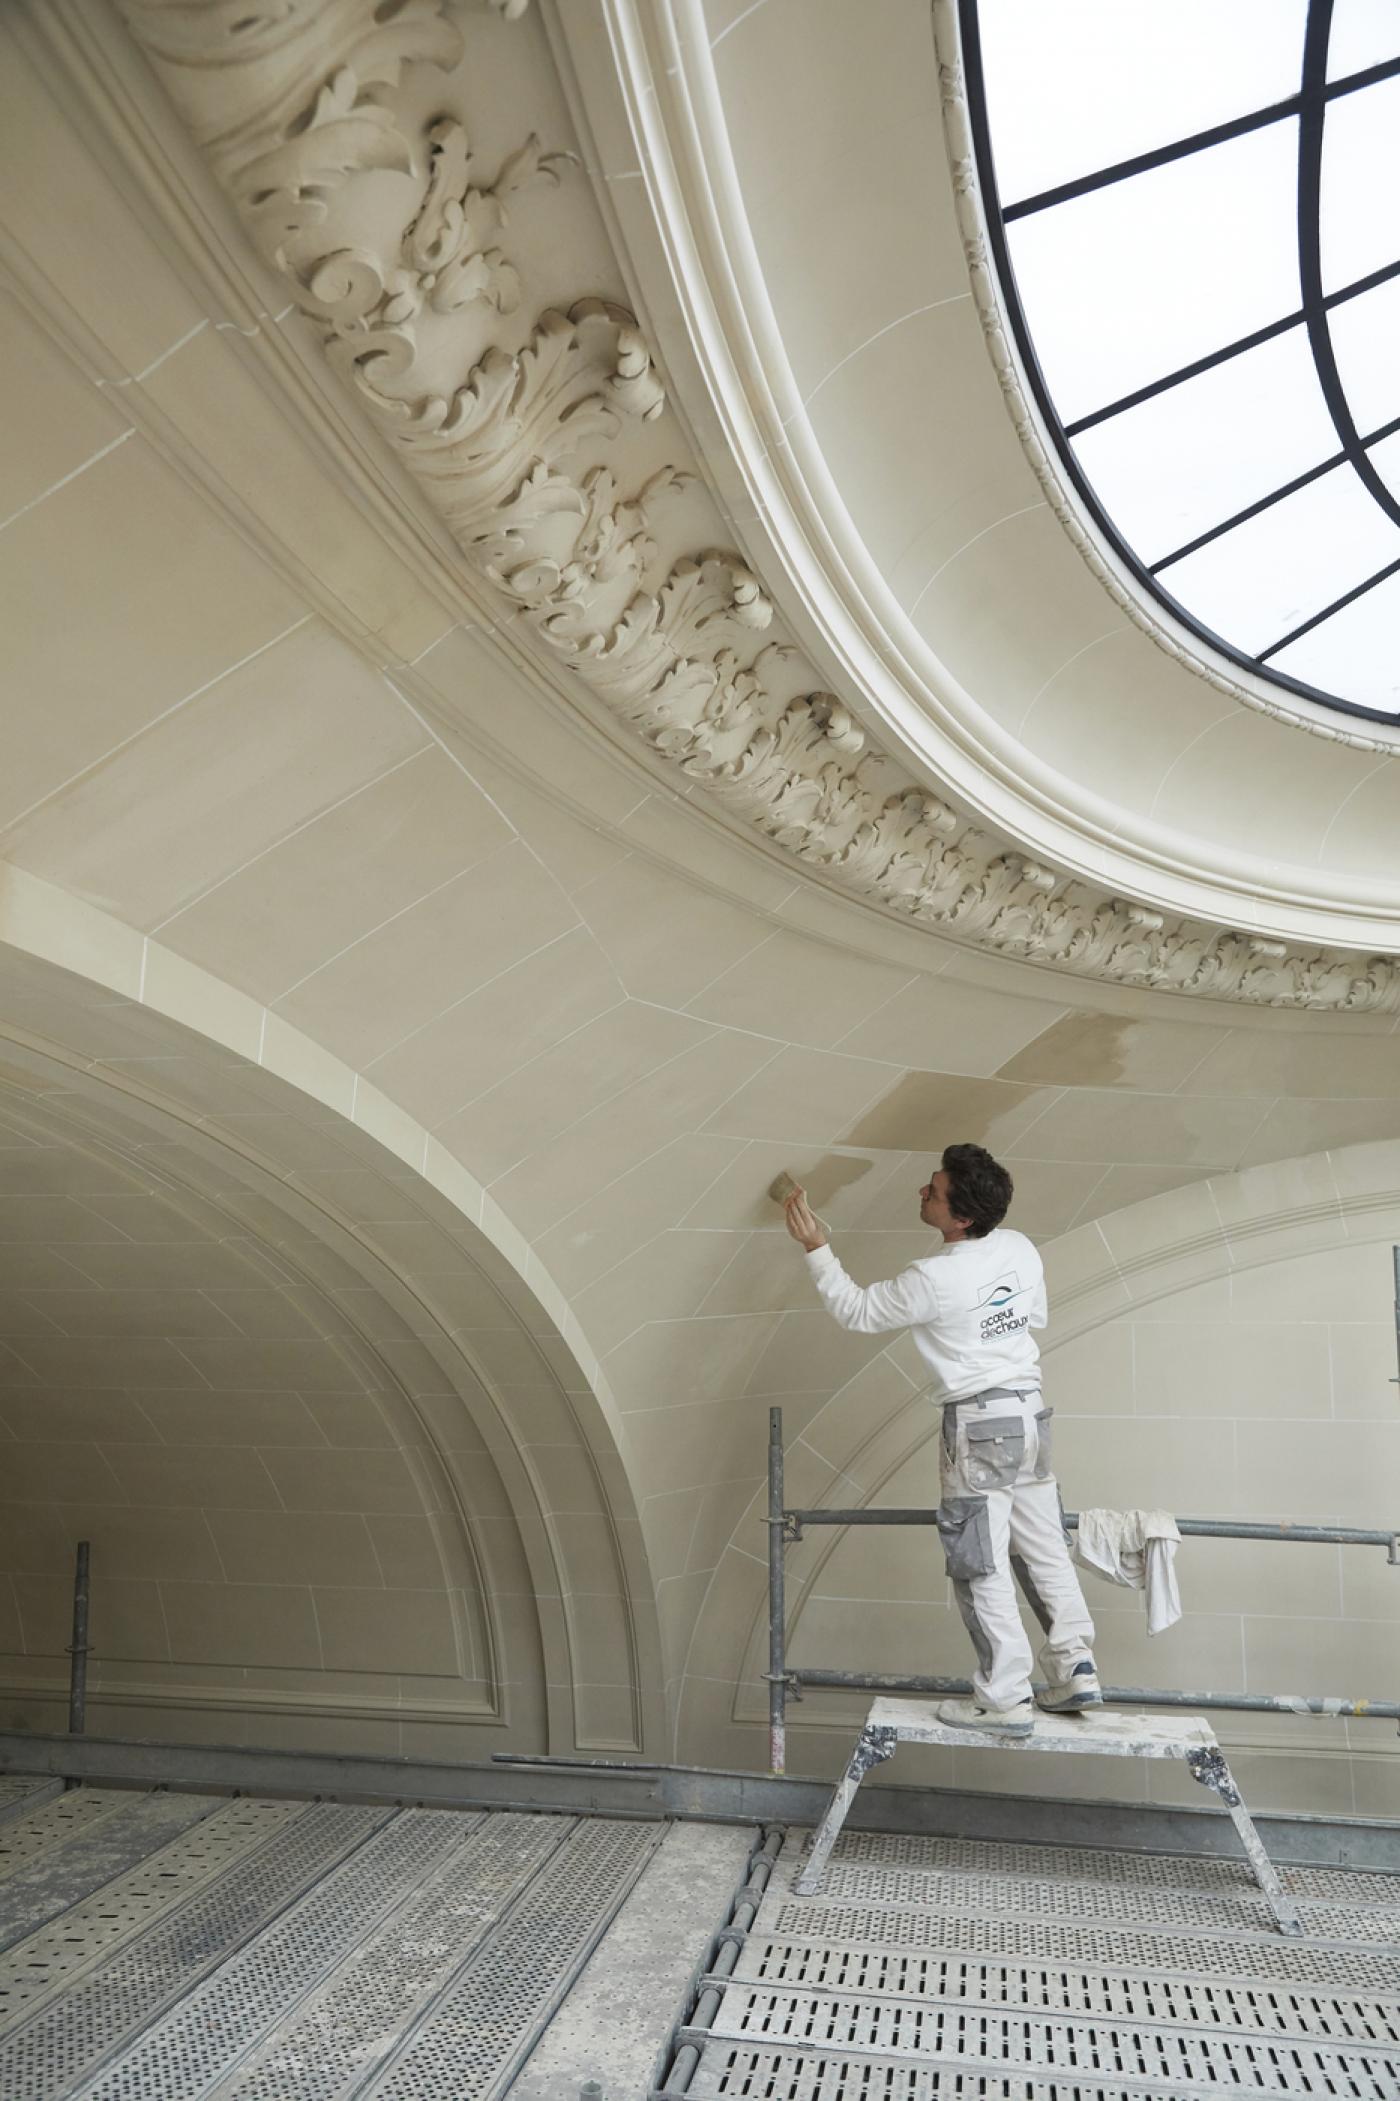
[784,1142,1100,1737]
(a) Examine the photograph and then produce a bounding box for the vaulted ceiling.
[0,0,1395,1814]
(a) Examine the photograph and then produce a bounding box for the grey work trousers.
[937,1386,1096,1711]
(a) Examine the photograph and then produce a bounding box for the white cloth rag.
[1072,1508,1182,1636]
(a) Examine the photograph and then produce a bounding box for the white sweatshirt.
[804,1227,1047,1403]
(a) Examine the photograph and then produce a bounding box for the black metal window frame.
[958,0,1400,726]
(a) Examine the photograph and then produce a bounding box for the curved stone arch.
[684,1144,1400,1776]
[0,1043,508,1724]
[0,881,665,1754]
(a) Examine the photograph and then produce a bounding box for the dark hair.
[941,1143,1013,1239]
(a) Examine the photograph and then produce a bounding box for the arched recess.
[684,1147,1400,1814]
[0,915,665,1759]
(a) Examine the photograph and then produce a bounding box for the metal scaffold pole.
[68,1540,90,1737]
[762,1267,1400,1767]
[767,1407,785,1775]
[787,1668,1400,1720]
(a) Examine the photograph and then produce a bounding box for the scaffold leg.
[1186,1745,1303,1936]
[794,1723,897,1896]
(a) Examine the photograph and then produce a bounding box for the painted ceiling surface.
[0,0,1394,1819]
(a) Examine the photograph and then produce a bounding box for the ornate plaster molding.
[113,0,1400,1011]
[931,0,1396,759]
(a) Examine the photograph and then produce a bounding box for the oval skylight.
[961,0,1400,723]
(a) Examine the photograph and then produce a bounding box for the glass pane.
[1007,120,1302,425]
[1072,330,1336,565]
[1327,276,1400,435]
[978,0,1307,204]
[970,0,1400,716]
[1326,0,1400,82]
[1268,566,1400,714]
[1319,75,1400,293]
[1164,462,1400,654]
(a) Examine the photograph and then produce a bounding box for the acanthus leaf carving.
[238,67,420,261]
[119,0,465,213]
[321,302,663,545]
[405,119,572,318]
[117,0,1400,1016]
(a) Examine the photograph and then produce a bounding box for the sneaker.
[934,1698,1035,1739]
[1037,1660,1103,1713]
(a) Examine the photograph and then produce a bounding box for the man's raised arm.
[784,1186,940,1334]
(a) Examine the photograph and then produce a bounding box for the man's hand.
[784,1187,828,1252]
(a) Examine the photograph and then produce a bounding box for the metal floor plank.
[683,2039,1399,2100]
[0,1791,220,1953]
[0,1796,303,2033]
[0,1802,384,2101]
[732,1944,1400,2048]
[365,1816,663,2099]
[828,1827,1400,1911]
[0,1789,131,1884]
[0,1779,60,1822]
[74,1808,477,2101]
[756,1895,1400,1995]
[701,1981,1400,2091]
[215,1812,574,2101]
[799,1856,1400,1947]
[680,1824,1400,2101]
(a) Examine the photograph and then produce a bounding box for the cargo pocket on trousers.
[965,1415,1025,1490]
[937,1495,995,1580]
[1033,1406,1054,1480]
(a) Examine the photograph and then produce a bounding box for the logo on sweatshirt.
[977,1271,1028,1339]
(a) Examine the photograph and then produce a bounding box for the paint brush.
[769,1170,828,1236]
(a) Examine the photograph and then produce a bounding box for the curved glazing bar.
[962,0,1400,723]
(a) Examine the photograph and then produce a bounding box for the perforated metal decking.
[7,1773,1399,2098]
[0,1781,662,2101]
[675,1829,1400,2100]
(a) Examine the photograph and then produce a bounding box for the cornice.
[86,0,1400,1012]
[566,5,1400,940]
[588,2,1400,906]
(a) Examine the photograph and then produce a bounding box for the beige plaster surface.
[0,0,1392,1827]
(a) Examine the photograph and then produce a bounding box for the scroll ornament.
[117,0,1400,1012]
